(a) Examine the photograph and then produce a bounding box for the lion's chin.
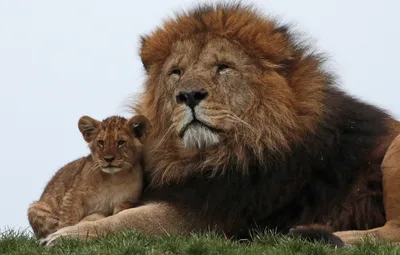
[101,167,123,174]
[181,123,220,149]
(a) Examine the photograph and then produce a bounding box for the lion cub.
[27,114,151,238]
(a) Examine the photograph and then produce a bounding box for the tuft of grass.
[1,229,400,255]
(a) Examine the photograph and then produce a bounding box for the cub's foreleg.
[58,189,85,229]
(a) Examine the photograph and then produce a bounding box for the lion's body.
[141,91,394,236]
[28,116,147,238]
[41,3,400,246]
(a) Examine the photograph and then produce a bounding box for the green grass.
[1,229,400,255]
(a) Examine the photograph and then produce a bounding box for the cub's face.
[78,115,151,174]
[149,38,261,149]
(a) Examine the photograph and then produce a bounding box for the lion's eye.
[97,140,104,147]
[117,140,126,147]
[216,63,230,74]
[170,68,182,76]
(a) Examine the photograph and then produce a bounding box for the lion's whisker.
[151,124,176,152]
[226,113,258,135]
[123,161,133,168]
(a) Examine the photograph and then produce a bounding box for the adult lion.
[42,3,400,246]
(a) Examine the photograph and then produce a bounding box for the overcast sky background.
[1,0,399,232]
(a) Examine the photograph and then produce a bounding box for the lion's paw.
[39,225,85,247]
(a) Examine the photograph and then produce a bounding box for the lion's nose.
[176,89,208,108]
[103,156,115,163]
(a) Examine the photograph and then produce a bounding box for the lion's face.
[162,38,257,149]
[78,115,151,174]
[136,4,327,183]
[140,35,299,152]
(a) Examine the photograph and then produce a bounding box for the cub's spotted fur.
[28,115,151,238]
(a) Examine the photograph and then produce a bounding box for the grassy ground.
[1,229,400,255]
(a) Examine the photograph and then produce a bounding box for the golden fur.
[28,115,150,238]
[40,3,400,247]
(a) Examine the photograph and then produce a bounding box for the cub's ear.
[127,115,152,143]
[78,116,100,143]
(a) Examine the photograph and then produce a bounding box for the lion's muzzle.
[172,78,229,149]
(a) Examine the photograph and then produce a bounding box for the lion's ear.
[128,115,152,143]
[140,36,150,73]
[78,116,100,143]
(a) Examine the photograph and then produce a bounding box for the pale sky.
[1,0,399,232]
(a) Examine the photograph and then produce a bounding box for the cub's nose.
[103,156,115,163]
[176,89,208,108]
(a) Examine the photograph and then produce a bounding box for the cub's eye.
[216,63,230,74]
[117,140,126,147]
[170,68,182,76]
[97,140,104,147]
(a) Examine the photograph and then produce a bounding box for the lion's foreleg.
[333,221,400,244]
[40,202,199,246]
[334,134,400,244]
[381,134,400,224]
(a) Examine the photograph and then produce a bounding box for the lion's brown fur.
[136,5,333,185]
[134,3,399,235]
[40,3,400,246]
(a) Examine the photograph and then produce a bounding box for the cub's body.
[80,156,142,216]
[28,115,151,238]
